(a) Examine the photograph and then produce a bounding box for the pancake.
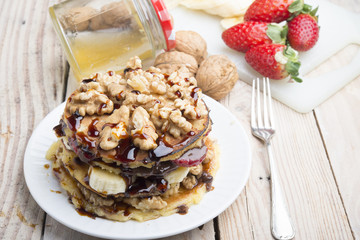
[46,56,219,221]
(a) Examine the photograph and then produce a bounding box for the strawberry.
[287,11,319,51]
[245,44,302,82]
[244,0,304,23]
[222,22,288,53]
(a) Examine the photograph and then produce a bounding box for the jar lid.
[151,0,175,50]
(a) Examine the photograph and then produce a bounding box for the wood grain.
[314,45,360,239]
[0,0,66,239]
[218,78,354,239]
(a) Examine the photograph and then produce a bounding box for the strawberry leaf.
[266,24,288,44]
[310,6,319,17]
[288,0,304,13]
[283,46,302,82]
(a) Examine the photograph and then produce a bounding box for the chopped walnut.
[79,80,104,93]
[68,89,114,116]
[77,183,114,207]
[182,175,198,190]
[189,164,203,176]
[106,105,130,125]
[150,80,167,95]
[127,74,149,93]
[99,123,128,150]
[162,183,180,198]
[126,56,142,70]
[124,196,167,210]
[131,107,158,150]
[169,110,192,133]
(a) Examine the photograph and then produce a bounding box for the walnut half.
[67,89,114,116]
[131,107,158,150]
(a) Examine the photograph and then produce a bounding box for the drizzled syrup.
[81,78,96,84]
[87,118,99,137]
[53,120,66,137]
[191,87,200,105]
[114,138,138,163]
[67,111,83,132]
[76,132,96,148]
[175,90,182,98]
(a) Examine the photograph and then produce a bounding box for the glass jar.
[49,0,175,81]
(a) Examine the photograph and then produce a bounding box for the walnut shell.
[101,2,132,28]
[196,55,238,100]
[175,31,207,64]
[90,14,112,31]
[154,51,198,76]
[63,7,97,32]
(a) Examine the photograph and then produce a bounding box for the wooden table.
[1,0,359,239]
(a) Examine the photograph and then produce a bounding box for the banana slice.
[180,0,228,10]
[88,166,127,195]
[204,0,253,18]
[220,16,244,29]
[165,167,190,184]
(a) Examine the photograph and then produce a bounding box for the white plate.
[24,96,251,240]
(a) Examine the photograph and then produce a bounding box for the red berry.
[222,22,288,53]
[174,146,207,167]
[244,0,298,23]
[222,22,271,53]
[288,14,319,51]
[245,44,302,82]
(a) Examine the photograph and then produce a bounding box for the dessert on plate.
[46,56,219,222]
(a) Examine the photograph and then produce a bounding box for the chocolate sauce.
[98,103,108,113]
[151,133,196,159]
[114,138,138,163]
[81,78,96,84]
[191,87,200,105]
[107,70,114,76]
[75,208,96,219]
[76,132,96,148]
[66,111,83,132]
[120,161,177,177]
[116,91,125,101]
[127,177,168,196]
[199,172,213,191]
[88,119,99,137]
[175,90,182,98]
[131,90,140,95]
[124,68,140,74]
[114,103,121,109]
[177,205,188,215]
[124,208,131,216]
[68,136,96,162]
[53,120,66,137]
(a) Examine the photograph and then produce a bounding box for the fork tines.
[251,77,275,130]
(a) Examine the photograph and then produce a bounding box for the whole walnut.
[175,31,207,64]
[154,51,198,76]
[63,7,97,32]
[196,55,238,100]
[101,2,132,28]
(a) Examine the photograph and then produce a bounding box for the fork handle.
[266,142,295,240]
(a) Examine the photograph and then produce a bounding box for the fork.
[251,78,295,240]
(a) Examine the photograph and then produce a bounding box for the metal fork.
[251,78,295,240]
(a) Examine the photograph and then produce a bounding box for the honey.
[49,0,175,81]
[66,24,153,80]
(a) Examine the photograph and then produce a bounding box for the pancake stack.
[46,56,219,221]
